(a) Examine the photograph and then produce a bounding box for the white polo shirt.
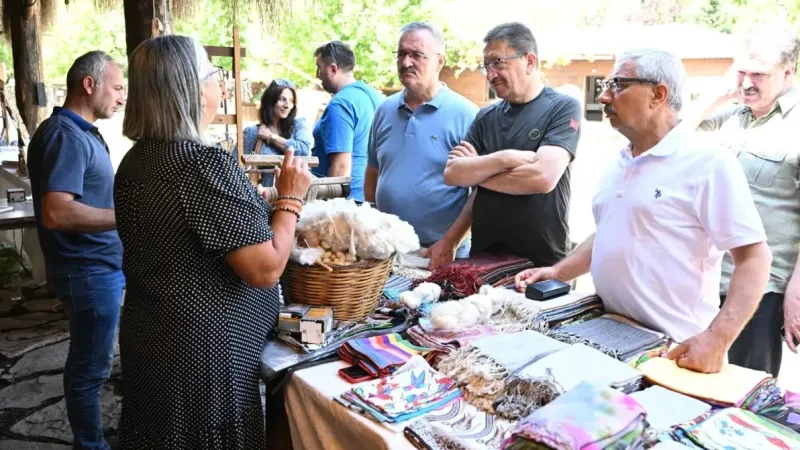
[590,124,766,342]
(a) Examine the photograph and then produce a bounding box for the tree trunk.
[123,0,172,59]
[8,0,45,136]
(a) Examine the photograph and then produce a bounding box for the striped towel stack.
[338,333,435,378]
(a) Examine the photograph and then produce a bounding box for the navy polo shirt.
[28,107,122,270]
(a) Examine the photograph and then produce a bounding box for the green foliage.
[277,0,434,88]
[42,1,127,83]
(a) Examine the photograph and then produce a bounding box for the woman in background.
[115,34,311,449]
[243,78,312,185]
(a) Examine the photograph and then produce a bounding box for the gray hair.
[66,51,114,91]
[123,35,215,142]
[400,21,445,52]
[484,22,538,63]
[742,23,800,72]
[615,48,686,111]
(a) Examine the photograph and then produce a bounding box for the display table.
[285,360,416,450]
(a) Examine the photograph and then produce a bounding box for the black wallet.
[525,279,570,301]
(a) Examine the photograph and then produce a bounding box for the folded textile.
[630,386,711,430]
[407,325,506,355]
[758,390,800,434]
[341,366,461,423]
[502,381,647,450]
[533,291,604,326]
[738,377,783,413]
[549,314,668,361]
[438,331,569,412]
[338,333,434,377]
[676,408,800,450]
[516,343,644,394]
[417,254,534,300]
[638,357,771,407]
[404,397,516,450]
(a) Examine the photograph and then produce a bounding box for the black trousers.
[720,292,784,377]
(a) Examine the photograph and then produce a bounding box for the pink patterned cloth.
[502,381,647,450]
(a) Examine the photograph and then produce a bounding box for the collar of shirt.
[619,122,690,165]
[397,83,449,112]
[740,85,800,123]
[53,107,96,132]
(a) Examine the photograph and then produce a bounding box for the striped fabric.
[338,333,434,377]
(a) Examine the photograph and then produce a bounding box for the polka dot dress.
[114,139,279,449]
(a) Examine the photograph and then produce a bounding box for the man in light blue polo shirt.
[312,41,382,201]
[365,22,478,269]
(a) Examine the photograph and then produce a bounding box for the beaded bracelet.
[278,195,305,204]
[275,206,301,219]
[273,199,303,211]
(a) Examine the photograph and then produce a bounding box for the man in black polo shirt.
[444,22,582,267]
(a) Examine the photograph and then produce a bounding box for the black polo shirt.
[465,87,582,266]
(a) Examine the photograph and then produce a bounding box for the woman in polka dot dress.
[114,35,312,449]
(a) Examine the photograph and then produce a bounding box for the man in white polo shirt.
[515,48,772,374]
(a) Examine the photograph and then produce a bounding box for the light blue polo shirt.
[368,85,478,249]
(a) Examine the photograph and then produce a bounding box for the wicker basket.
[280,258,392,321]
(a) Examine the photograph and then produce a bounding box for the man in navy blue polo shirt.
[28,51,126,450]
[365,22,478,269]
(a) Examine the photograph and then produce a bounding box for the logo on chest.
[654,188,662,199]
[527,129,541,141]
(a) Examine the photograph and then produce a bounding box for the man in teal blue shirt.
[312,41,382,201]
[365,22,478,269]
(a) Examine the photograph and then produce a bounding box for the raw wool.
[427,286,544,333]
[399,282,443,310]
[289,240,325,265]
[493,371,565,421]
[431,293,493,330]
[292,198,420,264]
[482,286,545,332]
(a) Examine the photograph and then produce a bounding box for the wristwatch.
[269,134,278,145]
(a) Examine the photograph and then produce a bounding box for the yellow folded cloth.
[638,357,770,406]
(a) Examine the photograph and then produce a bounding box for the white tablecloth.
[285,360,416,450]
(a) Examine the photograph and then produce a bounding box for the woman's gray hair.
[400,21,445,52]
[123,35,216,142]
[615,48,686,111]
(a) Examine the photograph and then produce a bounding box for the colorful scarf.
[502,381,647,450]
[677,408,800,450]
[339,365,461,424]
[338,333,434,377]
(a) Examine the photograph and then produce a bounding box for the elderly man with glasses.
[444,22,582,268]
[312,41,382,201]
[515,48,772,374]
[693,25,800,377]
[364,22,478,269]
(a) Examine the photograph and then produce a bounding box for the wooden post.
[233,25,244,167]
[8,0,45,135]
[123,0,172,58]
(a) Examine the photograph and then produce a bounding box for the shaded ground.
[0,245,121,448]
